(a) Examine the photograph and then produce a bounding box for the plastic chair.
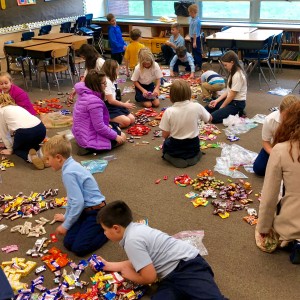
[85,13,104,54]
[21,31,35,41]
[74,16,94,36]
[271,32,283,73]
[38,47,74,93]
[38,25,52,36]
[60,22,72,33]
[71,40,87,80]
[292,79,300,94]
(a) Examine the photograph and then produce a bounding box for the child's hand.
[142,90,149,97]
[54,213,65,222]
[55,225,67,236]
[123,45,127,50]
[0,149,12,155]
[96,255,111,271]
[189,73,195,79]
[193,42,197,48]
[124,100,136,109]
[115,135,125,145]
[209,100,218,108]
[153,88,160,97]
[170,71,174,77]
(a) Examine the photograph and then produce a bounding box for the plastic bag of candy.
[173,230,208,256]
[81,159,108,174]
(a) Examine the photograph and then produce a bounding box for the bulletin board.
[0,0,85,28]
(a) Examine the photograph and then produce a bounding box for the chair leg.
[266,60,277,83]
[68,68,74,86]
[259,67,271,90]
[54,73,60,92]
[292,79,300,93]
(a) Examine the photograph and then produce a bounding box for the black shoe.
[290,241,300,264]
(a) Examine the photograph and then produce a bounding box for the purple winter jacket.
[0,84,36,115]
[72,82,118,150]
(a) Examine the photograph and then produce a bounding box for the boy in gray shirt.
[97,200,226,299]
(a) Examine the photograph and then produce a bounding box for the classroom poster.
[17,0,36,5]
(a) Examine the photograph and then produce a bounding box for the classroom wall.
[86,0,105,18]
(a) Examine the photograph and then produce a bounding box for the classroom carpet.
[0,65,299,299]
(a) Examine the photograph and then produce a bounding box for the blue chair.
[85,13,104,54]
[39,25,52,36]
[74,16,94,36]
[21,31,35,41]
[60,22,71,33]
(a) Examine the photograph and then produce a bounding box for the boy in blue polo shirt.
[170,46,195,79]
[107,13,127,65]
[97,200,226,299]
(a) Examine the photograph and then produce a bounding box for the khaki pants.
[201,82,225,99]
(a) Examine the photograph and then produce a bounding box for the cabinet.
[281,31,300,66]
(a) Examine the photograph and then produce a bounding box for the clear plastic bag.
[81,159,108,174]
[223,115,258,136]
[250,114,266,124]
[267,87,292,96]
[214,144,258,178]
[173,230,208,256]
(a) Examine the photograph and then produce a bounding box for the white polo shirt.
[104,77,116,98]
[159,100,211,139]
[228,70,247,101]
[262,110,281,142]
[131,62,163,85]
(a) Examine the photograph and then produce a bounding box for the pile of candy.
[199,124,221,141]
[135,108,158,117]
[0,158,15,171]
[174,174,193,187]
[190,170,225,192]
[11,218,50,237]
[127,125,151,136]
[33,98,63,115]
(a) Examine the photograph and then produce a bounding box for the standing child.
[200,62,225,102]
[159,79,211,168]
[131,48,163,108]
[102,59,135,128]
[124,29,145,77]
[0,94,46,169]
[188,4,202,70]
[72,70,126,156]
[42,135,108,257]
[96,200,227,299]
[205,50,247,124]
[253,95,299,176]
[0,72,36,115]
[106,13,127,65]
[161,23,185,65]
[170,46,195,79]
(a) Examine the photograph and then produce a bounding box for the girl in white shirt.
[0,94,46,169]
[205,50,247,124]
[102,59,135,128]
[159,79,212,168]
[131,48,163,108]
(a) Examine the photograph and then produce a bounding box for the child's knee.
[143,101,152,108]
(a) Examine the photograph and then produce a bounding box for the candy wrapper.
[81,159,108,174]
[88,254,105,272]
[173,230,208,256]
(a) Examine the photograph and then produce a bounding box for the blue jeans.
[64,209,107,257]
[152,255,226,300]
[0,269,14,299]
[205,100,246,124]
[191,36,202,68]
[253,148,269,176]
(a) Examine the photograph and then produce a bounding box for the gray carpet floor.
[0,64,299,299]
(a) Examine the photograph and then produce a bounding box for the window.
[107,0,144,16]
[152,1,176,17]
[260,1,300,21]
[201,1,250,19]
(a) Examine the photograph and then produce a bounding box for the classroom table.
[32,32,73,40]
[53,35,92,44]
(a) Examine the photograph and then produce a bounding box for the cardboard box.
[132,26,158,38]
[151,38,169,54]
[176,16,191,25]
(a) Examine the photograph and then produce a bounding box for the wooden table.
[32,33,73,40]
[53,35,92,44]
[4,40,49,57]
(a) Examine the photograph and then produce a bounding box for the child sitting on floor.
[0,72,36,115]
[131,48,163,108]
[124,28,145,77]
[101,59,135,128]
[200,62,225,102]
[96,200,227,299]
[0,94,46,169]
[159,79,211,168]
[170,46,195,79]
[42,135,108,257]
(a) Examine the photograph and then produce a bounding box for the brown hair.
[273,102,300,162]
[170,79,191,103]
[221,50,245,88]
[176,46,187,58]
[279,95,299,112]
[77,44,101,71]
[138,48,154,71]
[42,135,72,159]
[202,62,213,72]
[188,4,198,14]
[0,93,16,107]
[130,29,142,41]
[84,69,106,95]
[101,59,118,82]
[106,13,115,22]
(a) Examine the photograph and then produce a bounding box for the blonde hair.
[42,135,72,159]
[279,95,299,112]
[188,4,198,14]
[0,93,16,107]
[170,79,191,103]
[138,48,154,71]
[0,72,12,82]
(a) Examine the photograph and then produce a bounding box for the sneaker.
[290,241,300,264]
[29,149,45,170]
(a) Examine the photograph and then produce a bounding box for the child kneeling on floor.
[97,200,227,299]
[42,135,108,256]
[159,79,211,168]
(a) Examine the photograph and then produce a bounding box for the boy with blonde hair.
[43,135,108,256]
[124,29,145,77]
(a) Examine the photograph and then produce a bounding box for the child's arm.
[169,56,177,77]
[162,130,170,139]
[106,94,135,109]
[153,78,161,96]
[219,90,236,108]
[208,91,228,108]
[187,55,195,79]
[262,140,273,154]
[12,85,36,115]
[97,256,157,285]
[133,81,148,97]
[0,115,13,152]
